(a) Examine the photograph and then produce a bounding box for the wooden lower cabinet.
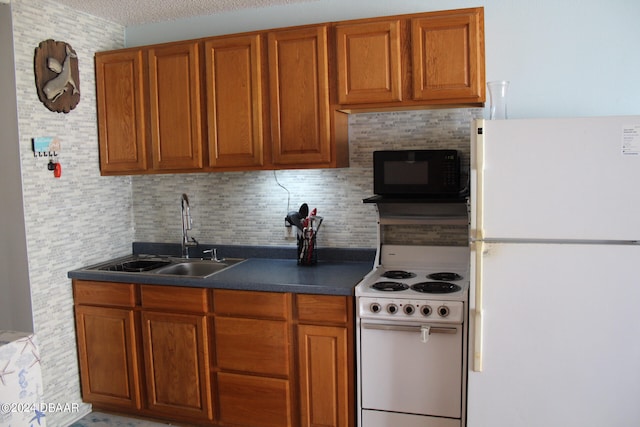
[140,311,213,422]
[74,282,354,427]
[75,304,141,410]
[74,281,141,411]
[213,289,295,426]
[296,294,354,427]
[297,324,349,427]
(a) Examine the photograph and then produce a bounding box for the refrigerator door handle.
[472,121,485,372]
[473,240,484,372]
[475,121,485,241]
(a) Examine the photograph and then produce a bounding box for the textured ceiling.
[51,0,318,25]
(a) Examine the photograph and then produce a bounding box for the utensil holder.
[297,232,318,266]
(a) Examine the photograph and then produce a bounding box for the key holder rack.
[32,136,60,157]
[32,137,62,178]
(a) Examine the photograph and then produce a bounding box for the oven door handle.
[361,323,458,343]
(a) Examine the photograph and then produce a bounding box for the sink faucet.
[181,193,198,258]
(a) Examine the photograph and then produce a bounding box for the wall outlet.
[284,223,295,240]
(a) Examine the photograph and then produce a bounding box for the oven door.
[360,321,463,419]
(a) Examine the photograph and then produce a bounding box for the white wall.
[125,0,640,118]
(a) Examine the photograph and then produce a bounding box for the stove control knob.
[403,304,415,315]
[387,304,398,314]
[421,305,432,317]
[438,306,450,317]
[370,303,381,313]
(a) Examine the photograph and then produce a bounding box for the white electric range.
[355,244,470,427]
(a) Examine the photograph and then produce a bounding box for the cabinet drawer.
[296,294,351,324]
[213,289,290,320]
[141,285,209,313]
[217,372,293,427]
[73,280,136,307]
[215,316,290,376]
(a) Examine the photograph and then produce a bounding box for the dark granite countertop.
[68,243,376,296]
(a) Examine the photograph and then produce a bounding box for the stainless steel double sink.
[90,255,245,278]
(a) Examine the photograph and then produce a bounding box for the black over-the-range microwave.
[373,149,463,197]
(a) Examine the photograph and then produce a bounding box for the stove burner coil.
[371,281,410,292]
[411,282,461,294]
[427,272,463,281]
[382,270,416,279]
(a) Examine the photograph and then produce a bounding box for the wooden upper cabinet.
[148,42,204,171]
[94,8,483,174]
[335,20,402,104]
[411,7,485,102]
[335,7,485,108]
[205,35,264,168]
[268,26,332,166]
[96,50,148,173]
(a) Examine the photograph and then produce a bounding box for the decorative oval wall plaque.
[34,39,81,113]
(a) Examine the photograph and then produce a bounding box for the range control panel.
[358,297,464,323]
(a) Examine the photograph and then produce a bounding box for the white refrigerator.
[468,116,640,427]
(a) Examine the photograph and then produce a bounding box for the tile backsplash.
[133,108,481,249]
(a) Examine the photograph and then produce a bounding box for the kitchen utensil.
[299,203,309,218]
[286,211,303,231]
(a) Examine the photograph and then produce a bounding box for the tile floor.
[70,411,174,426]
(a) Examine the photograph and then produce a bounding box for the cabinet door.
[205,35,264,168]
[411,8,485,102]
[335,20,402,104]
[75,305,141,409]
[141,311,213,421]
[298,324,351,427]
[148,42,204,170]
[268,26,331,166]
[218,372,293,427]
[96,50,147,173]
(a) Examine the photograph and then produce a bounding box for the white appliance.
[356,244,470,427]
[469,116,640,427]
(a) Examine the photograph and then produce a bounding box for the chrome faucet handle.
[203,248,223,262]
